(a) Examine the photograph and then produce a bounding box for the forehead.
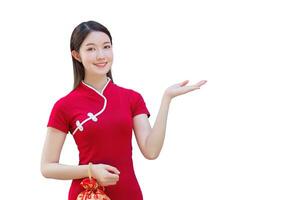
[82,31,111,45]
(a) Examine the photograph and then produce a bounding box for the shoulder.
[50,95,68,115]
[50,88,78,110]
[113,83,143,99]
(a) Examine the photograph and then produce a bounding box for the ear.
[71,50,81,62]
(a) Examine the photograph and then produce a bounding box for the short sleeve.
[131,90,151,118]
[47,98,70,134]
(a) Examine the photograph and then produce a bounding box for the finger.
[194,80,207,87]
[184,86,202,92]
[178,80,189,86]
[176,86,197,94]
[107,173,119,180]
[109,181,118,186]
[107,177,119,184]
[199,80,207,85]
[102,176,119,186]
[104,165,120,174]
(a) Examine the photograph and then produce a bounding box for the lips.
[94,62,107,67]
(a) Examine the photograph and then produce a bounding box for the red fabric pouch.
[76,163,111,200]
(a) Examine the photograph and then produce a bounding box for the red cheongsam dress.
[47,77,150,200]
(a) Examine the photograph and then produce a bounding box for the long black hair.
[70,20,114,89]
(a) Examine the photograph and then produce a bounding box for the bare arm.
[40,127,120,186]
[133,94,171,160]
[133,80,207,160]
[40,127,89,180]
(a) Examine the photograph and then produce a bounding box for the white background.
[0,0,299,199]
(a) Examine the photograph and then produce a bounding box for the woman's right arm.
[40,127,120,185]
[40,127,89,180]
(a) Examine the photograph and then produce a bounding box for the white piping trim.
[72,77,111,136]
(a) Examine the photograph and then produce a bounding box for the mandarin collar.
[80,77,112,96]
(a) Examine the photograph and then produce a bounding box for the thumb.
[179,80,189,86]
[104,165,120,174]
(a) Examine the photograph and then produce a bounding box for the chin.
[94,68,111,75]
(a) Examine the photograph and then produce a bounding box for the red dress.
[47,77,150,200]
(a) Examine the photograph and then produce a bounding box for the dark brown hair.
[70,20,114,89]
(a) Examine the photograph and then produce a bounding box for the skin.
[40,31,207,187]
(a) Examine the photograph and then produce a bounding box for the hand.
[164,80,207,100]
[91,164,120,186]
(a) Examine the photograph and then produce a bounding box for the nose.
[96,49,105,59]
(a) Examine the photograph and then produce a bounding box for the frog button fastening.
[76,120,84,132]
[87,112,98,122]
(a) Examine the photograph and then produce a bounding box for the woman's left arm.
[133,79,207,160]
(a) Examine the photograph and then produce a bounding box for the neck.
[83,75,109,92]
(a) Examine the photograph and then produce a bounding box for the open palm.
[164,80,207,99]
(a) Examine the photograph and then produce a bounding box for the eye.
[104,45,111,49]
[87,47,96,51]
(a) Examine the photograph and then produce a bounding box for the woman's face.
[75,31,113,77]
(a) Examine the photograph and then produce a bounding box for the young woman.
[40,20,207,200]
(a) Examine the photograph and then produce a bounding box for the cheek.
[105,51,113,61]
[81,53,95,62]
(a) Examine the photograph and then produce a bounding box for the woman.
[40,20,207,200]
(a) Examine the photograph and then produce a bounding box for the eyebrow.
[85,42,111,46]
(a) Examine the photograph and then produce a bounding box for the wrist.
[162,93,172,103]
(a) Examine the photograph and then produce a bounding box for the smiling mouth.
[94,62,107,67]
